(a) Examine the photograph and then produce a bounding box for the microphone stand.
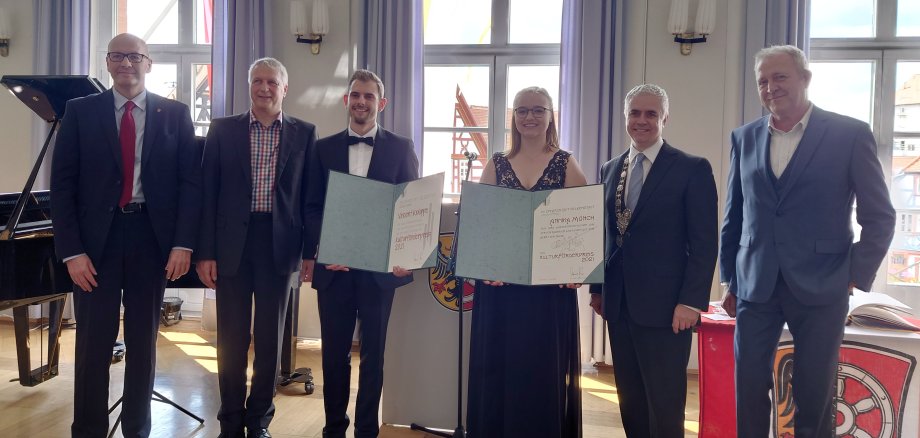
[410,151,477,438]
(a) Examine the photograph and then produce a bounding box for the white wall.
[623,0,745,301]
[0,0,35,193]
[269,0,362,139]
[268,0,366,337]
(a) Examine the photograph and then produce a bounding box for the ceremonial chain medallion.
[614,155,632,247]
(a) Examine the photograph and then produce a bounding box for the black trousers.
[608,290,692,438]
[316,271,395,438]
[71,210,166,438]
[215,214,295,432]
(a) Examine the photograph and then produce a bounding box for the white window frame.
[810,0,920,295]
[422,0,561,173]
[94,0,211,130]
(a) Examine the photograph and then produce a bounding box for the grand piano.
[0,75,310,390]
[0,75,105,386]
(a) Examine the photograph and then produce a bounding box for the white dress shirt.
[769,103,814,178]
[348,125,377,178]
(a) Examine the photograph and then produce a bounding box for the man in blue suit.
[51,33,201,437]
[719,45,895,437]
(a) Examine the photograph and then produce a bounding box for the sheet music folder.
[1,75,105,122]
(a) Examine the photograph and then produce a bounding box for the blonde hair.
[507,86,560,158]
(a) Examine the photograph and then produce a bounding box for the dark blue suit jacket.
[51,89,201,264]
[720,106,895,305]
[594,142,718,327]
[304,128,420,291]
[197,112,317,276]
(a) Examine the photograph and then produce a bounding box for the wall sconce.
[0,7,12,57]
[291,0,328,55]
[668,0,716,56]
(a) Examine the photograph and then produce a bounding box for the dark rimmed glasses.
[106,52,151,64]
[513,106,550,118]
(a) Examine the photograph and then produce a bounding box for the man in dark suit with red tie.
[51,33,201,438]
[196,58,316,438]
[302,69,419,438]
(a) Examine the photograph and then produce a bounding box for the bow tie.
[347,136,375,147]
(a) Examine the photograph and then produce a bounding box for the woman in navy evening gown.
[466,87,588,438]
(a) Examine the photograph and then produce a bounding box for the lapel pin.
[157,108,162,113]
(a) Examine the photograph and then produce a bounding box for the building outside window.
[422,0,563,196]
[809,0,920,288]
[97,0,213,135]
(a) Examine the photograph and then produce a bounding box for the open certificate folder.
[848,290,920,332]
[317,171,444,273]
[454,181,605,285]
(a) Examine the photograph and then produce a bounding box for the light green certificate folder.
[454,181,605,285]
[317,171,444,272]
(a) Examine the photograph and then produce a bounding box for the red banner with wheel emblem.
[772,340,917,437]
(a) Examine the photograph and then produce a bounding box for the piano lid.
[0,76,105,240]
[1,75,105,123]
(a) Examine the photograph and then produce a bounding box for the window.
[809,0,920,288]
[422,0,563,195]
[96,0,213,135]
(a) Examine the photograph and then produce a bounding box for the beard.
[350,106,376,125]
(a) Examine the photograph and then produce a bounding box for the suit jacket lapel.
[141,93,161,173]
[100,90,122,172]
[276,114,297,178]
[606,151,627,212]
[754,118,773,183]
[366,128,388,179]
[630,143,677,223]
[776,107,827,205]
[233,112,253,185]
[330,130,350,173]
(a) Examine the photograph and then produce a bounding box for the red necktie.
[119,100,136,208]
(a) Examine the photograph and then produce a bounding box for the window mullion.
[492,0,510,47]
[178,0,194,46]
[877,0,898,41]
[491,56,505,157]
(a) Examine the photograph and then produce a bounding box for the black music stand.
[278,284,315,394]
[409,152,477,438]
[107,341,205,437]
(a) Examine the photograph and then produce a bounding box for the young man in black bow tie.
[302,69,419,438]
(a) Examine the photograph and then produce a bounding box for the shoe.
[217,430,245,438]
[247,428,272,438]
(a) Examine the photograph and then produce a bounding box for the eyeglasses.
[514,106,550,118]
[106,52,150,64]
